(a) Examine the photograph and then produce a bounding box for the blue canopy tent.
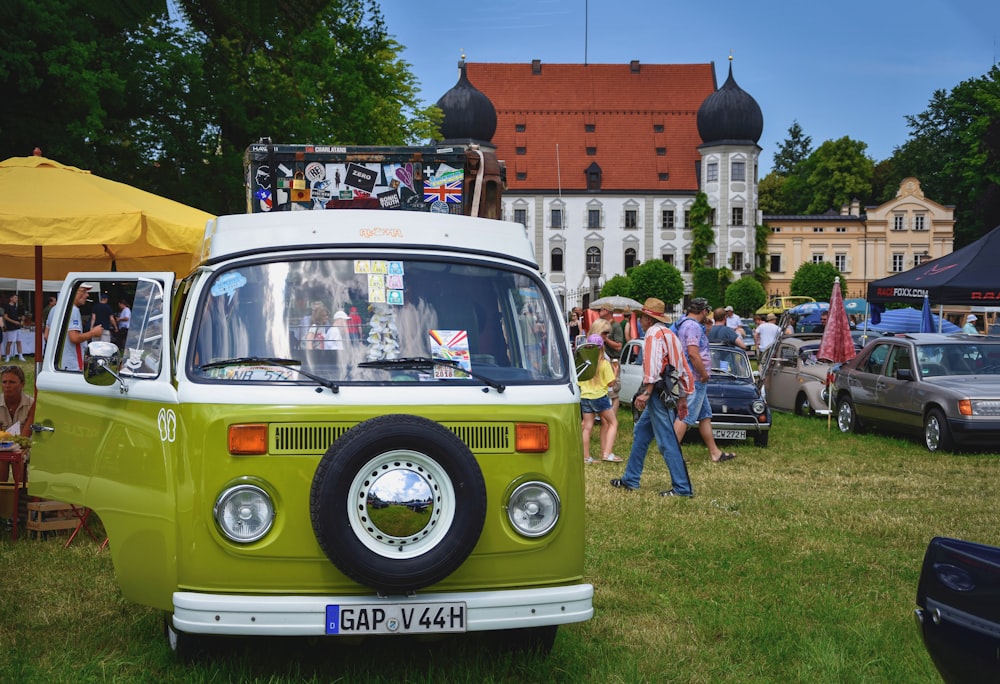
[869,307,960,334]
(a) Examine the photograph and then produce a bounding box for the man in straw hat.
[611,298,695,497]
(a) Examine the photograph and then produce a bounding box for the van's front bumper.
[173,584,594,636]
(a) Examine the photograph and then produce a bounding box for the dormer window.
[585,162,602,191]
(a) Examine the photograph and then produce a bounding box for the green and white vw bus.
[31,210,592,658]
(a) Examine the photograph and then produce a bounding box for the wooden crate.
[26,500,80,540]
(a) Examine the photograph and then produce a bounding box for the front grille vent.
[270,422,514,454]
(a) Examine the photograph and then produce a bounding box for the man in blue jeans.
[611,298,695,497]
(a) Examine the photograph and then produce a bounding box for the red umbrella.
[818,277,857,428]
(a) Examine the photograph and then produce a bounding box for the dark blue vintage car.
[620,340,770,447]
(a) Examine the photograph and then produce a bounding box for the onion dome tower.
[695,56,763,277]
[435,59,497,147]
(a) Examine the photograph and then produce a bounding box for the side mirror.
[84,340,127,392]
[897,368,914,381]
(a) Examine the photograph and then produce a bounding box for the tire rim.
[925,416,940,451]
[837,402,852,432]
[346,449,456,559]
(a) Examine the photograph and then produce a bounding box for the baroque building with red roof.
[436,57,763,315]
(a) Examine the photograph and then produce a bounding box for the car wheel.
[794,392,811,416]
[924,408,955,453]
[310,414,487,593]
[754,431,769,447]
[164,614,210,663]
[836,396,864,434]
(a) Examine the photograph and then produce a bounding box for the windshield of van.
[188,257,568,386]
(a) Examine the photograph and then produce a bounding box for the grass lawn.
[2,363,998,682]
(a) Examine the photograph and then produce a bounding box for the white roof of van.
[199,210,536,266]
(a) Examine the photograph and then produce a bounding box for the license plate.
[713,429,746,440]
[326,602,467,635]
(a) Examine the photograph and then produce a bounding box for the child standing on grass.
[579,323,621,464]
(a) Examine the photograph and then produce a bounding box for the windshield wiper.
[198,357,340,393]
[710,367,738,377]
[358,357,506,393]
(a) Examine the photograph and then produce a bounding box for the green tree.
[600,274,632,298]
[626,260,685,309]
[801,137,874,214]
[725,277,767,317]
[772,120,812,175]
[693,268,723,309]
[789,262,843,302]
[753,223,770,286]
[889,66,1000,246]
[758,172,786,216]
[0,0,439,216]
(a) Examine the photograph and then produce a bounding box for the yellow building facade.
[763,178,955,299]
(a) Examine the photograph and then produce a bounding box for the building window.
[551,247,563,272]
[513,208,527,227]
[914,214,926,231]
[812,226,823,233]
[682,211,689,229]
[624,248,637,269]
[662,253,674,266]
[662,210,675,229]
[586,147,597,156]
[625,209,638,229]
[732,207,743,226]
[658,172,669,181]
[893,214,905,231]
[586,246,602,275]
[550,208,562,229]
[836,226,847,233]
[515,123,526,132]
[892,253,904,272]
[710,209,717,226]
[770,254,781,273]
[771,226,781,233]
[835,253,847,271]
[732,161,746,181]
[655,147,666,156]
[653,124,664,132]
[516,172,527,181]
[731,252,744,272]
[588,209,601,229]
[683,253,692,273]
[706,162,718,182]
[914,251,929,266]
[585,123,595,132]
[586,163,602,190]
[516,147,526,155]
[812,254,824,264]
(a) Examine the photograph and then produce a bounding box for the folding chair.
[64,505,100,548]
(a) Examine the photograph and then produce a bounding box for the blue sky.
[381,0,999,175]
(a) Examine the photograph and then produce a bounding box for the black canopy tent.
[867,224,1000,306]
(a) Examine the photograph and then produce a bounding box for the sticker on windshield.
[211,271,247,300]
[429,330,470,378]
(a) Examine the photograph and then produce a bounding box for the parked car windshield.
[188,257,568,385]
[710,346,752,379]
[916,342,1000,377]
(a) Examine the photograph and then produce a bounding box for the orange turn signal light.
[958,399,973,416]
[515,423,549,453]
[229,424,268,455]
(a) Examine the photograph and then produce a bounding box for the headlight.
[214,484,275,543]
[751,399,766,414]
[506,482,560,538]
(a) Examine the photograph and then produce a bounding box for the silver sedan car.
[832,333,1000,452]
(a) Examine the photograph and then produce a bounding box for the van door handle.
[30,423,55,433]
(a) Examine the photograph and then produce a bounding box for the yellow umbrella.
[0,155,213,279]
[0,155,214,373]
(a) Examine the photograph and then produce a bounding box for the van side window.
[119,279,165,378]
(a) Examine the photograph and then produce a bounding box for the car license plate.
[713,429,746,440]
[326,602,466,635]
